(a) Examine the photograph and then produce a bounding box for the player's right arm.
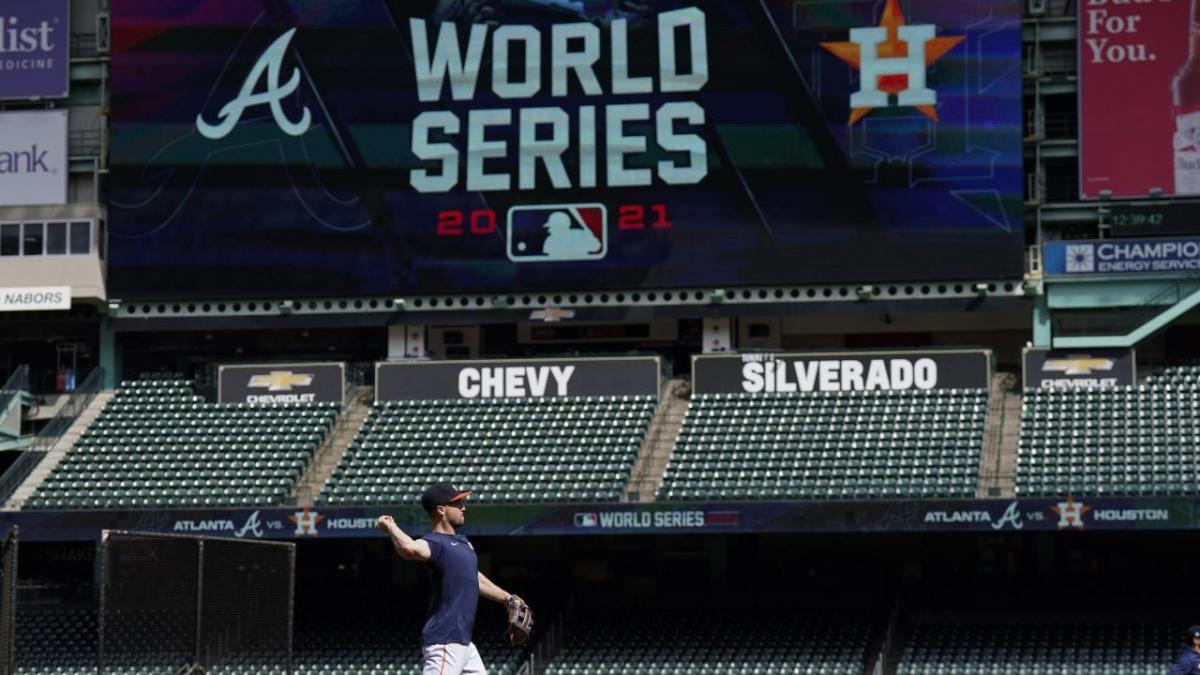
[376,515,431,561]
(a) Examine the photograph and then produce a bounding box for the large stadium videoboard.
[108,0,1023,299]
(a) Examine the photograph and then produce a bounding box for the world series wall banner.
[107,0,1024,299]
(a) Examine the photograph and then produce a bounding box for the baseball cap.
[421,482,471,513]
[1187,625,1200,640]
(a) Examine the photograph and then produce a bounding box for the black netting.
[100,532,294,675]
[200,539,293,674]
[0,527,16,675]
[101,532,200,674]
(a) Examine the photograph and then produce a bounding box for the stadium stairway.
[976,373,1021,498]
[290,386,374,507]
[4,390,113,510]
[622,378,690,503]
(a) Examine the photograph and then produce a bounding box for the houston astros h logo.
[196,28,311,140]
[821,0,964,124]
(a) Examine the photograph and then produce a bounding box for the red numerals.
[437,210,497,236]
[436,205,671,236]
[618,204,672,230]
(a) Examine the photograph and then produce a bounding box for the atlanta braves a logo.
[196,28,311,140]
[821,0,963,125]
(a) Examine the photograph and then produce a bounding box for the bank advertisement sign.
[375,356,660,401]
[0,109,67,206]
[0,0,69,100]
[217,362,345,404]
[108,0,1023,298]
[1044,237,1200,275]
[1078,0,1200,199]
[692,350,992,394]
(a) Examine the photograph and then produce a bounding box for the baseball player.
[376,482,533,675]
[1169,625,1200,674]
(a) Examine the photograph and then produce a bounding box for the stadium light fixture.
[1099,189,1113,201]
[106,300,120,313]
[1149,187,1163,199]
[392,298,407,310]
[278,300,294,314]
[709,289,726,304]
[973,283,989,295]
[856,285,876,299]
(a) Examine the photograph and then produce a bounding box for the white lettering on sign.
[407,8,709,193]
[740,358,938,393]
[1082,0,1158,66]
[458,365,575,398]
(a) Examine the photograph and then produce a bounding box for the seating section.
[545,607,870,675]
[1017,364,1200,496]
[15,605,525,675]
[319,396,655,505]
[289,609,524,675]
[898,620,1176,675]
[15,607,96,675]
[658,390,987,501]
[26,374,338,510]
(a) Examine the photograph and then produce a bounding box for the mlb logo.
[1065,244,1096,273]
[574,512,599,528]
[507,204,607,263]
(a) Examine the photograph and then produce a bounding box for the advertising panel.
[0,286,70,312]
[1079,0,1200,199]
[0,109,67,206]
[1022,348,1137,390]
[375,356,660,401]
[3,496,1196,542]
[0,0,69,100]
[1043,237,1200,275]
[692,350,992,394]
[108,0,1024,298]
[217,362,345,404]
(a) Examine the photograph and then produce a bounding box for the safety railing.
[0,451,45,507]
[0,366,29,421]
[30,367,104,452]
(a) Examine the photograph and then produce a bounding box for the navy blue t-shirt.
[420,532,479,646]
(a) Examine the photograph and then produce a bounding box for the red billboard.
[1079,0,1200,199]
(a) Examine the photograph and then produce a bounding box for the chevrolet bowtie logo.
[248,371,313,391]
[1043,357,1115,376]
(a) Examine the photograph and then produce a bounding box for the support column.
[98,317,121,389]
[1032,293,1052,348]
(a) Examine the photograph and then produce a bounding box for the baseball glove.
[505,594,533,646]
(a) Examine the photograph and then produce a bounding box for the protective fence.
[0,526,17,675]
[99,531,294,675]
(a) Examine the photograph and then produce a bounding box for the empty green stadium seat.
[657,390,988,501]
[317,396,656,505]
[24,374,338,511]
[897,620,1176,675]
[1015,363,1200,497]
[544,607,869,675]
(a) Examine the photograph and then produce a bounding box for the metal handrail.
[31,367,104,452]
[0,366,30,419]
[0,450,46,507]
